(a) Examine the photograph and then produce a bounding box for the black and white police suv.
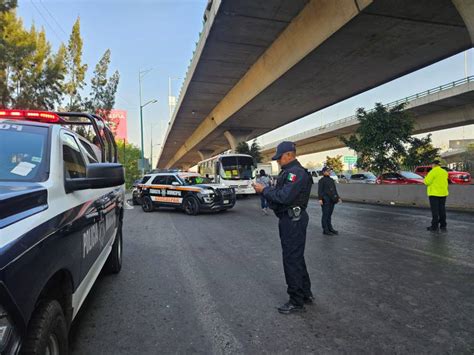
[138,172,236,215]
[0,109,125,354]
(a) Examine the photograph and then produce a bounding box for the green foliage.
[84,49,120,131]
[341,103,414,175]
[116,139,141,189]
[235,140,262,162]
[0,10,66,109]
[403,134,440,168]
[0,0,16,12]
[325,155,344,173]
[64,18,87,111]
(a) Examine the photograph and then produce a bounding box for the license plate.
[224,200,229,204]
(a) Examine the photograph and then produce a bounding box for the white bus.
[197,153,256,195]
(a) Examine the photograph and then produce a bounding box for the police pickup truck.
[0,109,125,354]
[138,172,236,215]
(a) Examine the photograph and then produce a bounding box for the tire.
[105,221,122,274]
[183,196,200,216]
[141,196,154,212]
[21,300,68,355]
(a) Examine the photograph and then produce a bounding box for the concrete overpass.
[157,0,474,169]
[260,76,474,160]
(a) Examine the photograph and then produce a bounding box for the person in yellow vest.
[424,159,449,232]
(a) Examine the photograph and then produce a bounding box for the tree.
[250,140,262,163]
[341,103,413,175]
[325,155,344,173]
[235,140,262,162]
[64,18,87,111]
[116,140,141,189]
[84,49,120,131]
[403,134,440,168]
[0,9,66,109]
[235,141,250,155]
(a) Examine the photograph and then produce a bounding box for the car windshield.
[364,173,376,179]
[0,123,49,182]
[220,156,255,180]
[442,167,452,172]
[182,175,212,185]
[401,171,423,179]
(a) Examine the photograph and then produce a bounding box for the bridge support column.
[223,130,252,152]
[452,0,474,44]
[197,150,214,161]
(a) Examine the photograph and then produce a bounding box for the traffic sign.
[344,156,357,164]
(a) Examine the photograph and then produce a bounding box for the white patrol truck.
[0,109,125,354]
[138,172,236,215]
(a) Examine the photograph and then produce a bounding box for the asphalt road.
[70,198,474,354]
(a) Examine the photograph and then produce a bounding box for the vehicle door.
[383,173,398,184]
[149,175,169,206]
[61,132,104,282]
[165,175,185,206]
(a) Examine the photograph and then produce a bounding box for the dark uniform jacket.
[318,175,339,203]
[263,159,313,217]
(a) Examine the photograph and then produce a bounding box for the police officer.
[253,141,313,314]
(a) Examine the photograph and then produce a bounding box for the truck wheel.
[106,222,122,274]
[22,300,68,355]
[142,196,154,212]
[183,196,200,216]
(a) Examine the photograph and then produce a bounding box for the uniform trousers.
[278,210,312,306]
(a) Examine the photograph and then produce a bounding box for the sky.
[17,0,474,168]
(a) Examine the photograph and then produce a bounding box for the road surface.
[70,198,474,354]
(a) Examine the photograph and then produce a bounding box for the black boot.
[323,230,333,235]
[329,227,339,235]
[277,302,305,314]
[426,226,439,232]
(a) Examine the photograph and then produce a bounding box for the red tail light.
[0,109,60,123]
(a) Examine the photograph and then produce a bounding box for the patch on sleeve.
[287,173,297,182]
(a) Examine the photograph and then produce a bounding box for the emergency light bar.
[0,109,60,123]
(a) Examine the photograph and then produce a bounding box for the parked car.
[337,173,351,183]
[309,169,339,184]
[376,171,424,184]
[414,166,472,184]
[131,177,146,205]
[138,172,236,215]
[348,172,377,184]
[0,109,125,354]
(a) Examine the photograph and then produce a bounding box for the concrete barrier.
[311,183,474,211]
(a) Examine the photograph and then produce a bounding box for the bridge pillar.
[197,150,214,161]
[453,0,474,44]
[223,130,252,152]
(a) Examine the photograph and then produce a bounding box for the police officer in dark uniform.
[253,141,314,314]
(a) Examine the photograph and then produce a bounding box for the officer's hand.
[319,199,324,205]
[252,183,265,193]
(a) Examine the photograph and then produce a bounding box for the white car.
[309,170,339,184]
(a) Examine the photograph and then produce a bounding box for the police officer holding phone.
[253,141,313,314]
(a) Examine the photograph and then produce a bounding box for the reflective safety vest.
[424,166,449,197]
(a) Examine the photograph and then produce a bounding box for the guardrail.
[262,75,474,151]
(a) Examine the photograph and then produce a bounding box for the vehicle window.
[401,172,423,179]
[415,167,423,173]
[78,138,98,164]
[351,174,362,179]
[442,167,452,172]
[167,175,181,185]
[182,175,212,185]
[364,173,376,179]
[0,123,49,182]
[141,175,151,184]
[152,175,168,185]
[62,132,86,179]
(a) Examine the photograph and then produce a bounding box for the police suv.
[138,172,236,215]
[0,109,125,354]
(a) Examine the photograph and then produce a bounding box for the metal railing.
[262,75,474,150]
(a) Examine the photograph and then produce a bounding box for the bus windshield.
[220,156,255,180]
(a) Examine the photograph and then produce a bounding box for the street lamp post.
[138,68,156,175]
[150,122,161,169]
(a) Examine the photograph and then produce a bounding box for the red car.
[414,166,472,185]
[376,171,424,184]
